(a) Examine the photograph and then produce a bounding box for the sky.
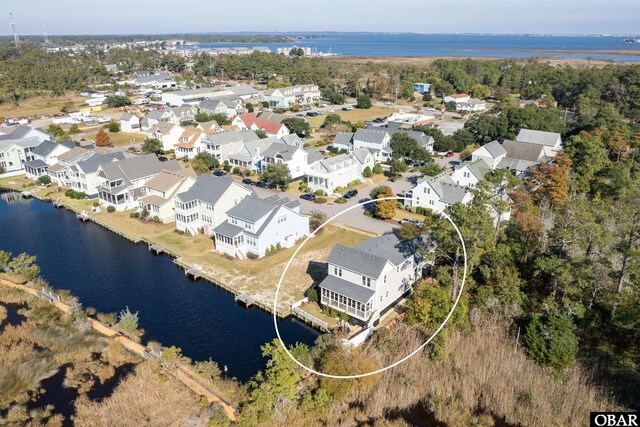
[0,0,639,36]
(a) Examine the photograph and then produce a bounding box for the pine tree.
[95,127,110,147]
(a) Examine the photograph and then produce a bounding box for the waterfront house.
[138,168,197,223]
[407,172,472,211]
[120,113,141,133]
[319,233,433,325]
[23,140,75,179]
[0,137,45,174]
[48,147,93,186]
[213,194,309,259]
[96,154,182,211]
[451,158,492,188]
[263,84,321,108]
[68,152,126,197]
[306,148,374,194]
[174,174,253,236]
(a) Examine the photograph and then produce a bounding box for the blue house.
[413,82,431,94]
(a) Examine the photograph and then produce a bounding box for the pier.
[235,294,256,308]
[148,243,165,255]
[185,267,203,280]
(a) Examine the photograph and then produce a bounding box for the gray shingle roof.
[76,152,126,174]
[418,172,469,205]
[225,84,258,97]
[328,244,389,278]
[23,159,48,169]
[319,275,375,304]
[99,154,179,183]
[353,128,388,145]
[482,140,508,158]
[226,194,289,223]
[176,174,241,204]
[501,140,545,162]
[516,129,561,147]
[354,234,432,266]
[120,113,135,121]
[261,142,300,162]
[0,125,33,140]
[31,140,60,157]
[0,136,42,150]
[280,134,301,146]
[213,221,245,237]
[455,158,491,180]
[352,147,372,165]
[333,132,354,147]
[206,130,260,145]
[305,148,324,165]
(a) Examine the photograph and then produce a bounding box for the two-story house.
[146,123,185,151]
[120,113,141,133]
[352,128,392,160]
[407,172,472,212]
[451,158,491,188]
[174,174,253,236]
[96,154,182,211]
[68,152,126,197]
[319,233,433,325]
[261,142,309,179]
[23,140,75,179]
[48,147,93,186]
[203,130,261,162]
[213,194,309,259]
[138,168,197,222]
[306,148,375,194]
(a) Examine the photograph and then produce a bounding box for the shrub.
[233,167,241,175]
[348,179,360,187]
[107,206,116,213]
[362,166,372,178]
[246,252,259,260]
[276,242,282,251]
[373,163,383,174]
[314,197,327,204]
[223,163,232,172]
[152,216,160,223]
[315,189,325,196]
[364,210,373,217]
[108,121,121,133]
[334,186,344,193]
[298,183,308,191]
[37,175,51,185]
[335,197,347,204]
[92,201,99,207]
[174,229,185,235]
[129,212,139,218]
[305,286,319,303]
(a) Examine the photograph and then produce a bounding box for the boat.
[623,39,640,44]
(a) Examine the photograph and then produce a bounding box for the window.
[333,267,342,277]
[429,200,434,206]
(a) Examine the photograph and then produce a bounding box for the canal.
[0,193,319,382]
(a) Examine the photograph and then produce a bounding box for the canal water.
[0,193,319,382]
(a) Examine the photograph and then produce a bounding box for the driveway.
[237,172,420,236]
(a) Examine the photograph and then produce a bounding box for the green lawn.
[306,106,394,129]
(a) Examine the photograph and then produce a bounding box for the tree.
[192,158,210,175]
[309,209,327,231]
[322,90,345,105]
[68,123,80,135]
[141,137,162,154]
[356,94,372,109]
[194,152,218,169]
[362,166,372,178]
[372,163,383,174]
[390,132,430,163]
[37,175,51,185]
[255,129,268,139]
[421,163,444,177]
[523,314,578,374]
[281,118,310,137]
[106,95,132,108]
[322,113,342,128]
[369,185,395,219]
[398,222,422,240]
[0,250,12,272]
[108,121,120,133]
[117,306,139,335]
[8,253,40,280]
[260,163,292,190]
[46,124,66,139]
[195,112,230,126]
[528,151,572,207]
[95,128,110,147]
[388,159,408,176]
[246,102,254,113]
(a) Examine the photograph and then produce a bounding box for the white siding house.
[407,172,472,212]
[306,148,374,194]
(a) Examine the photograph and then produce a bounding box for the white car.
[97,116,111,123]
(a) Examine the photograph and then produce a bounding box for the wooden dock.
[235,294,256,308]
[77,211,90,221]
[21,191,33,198]
[52,198,64,208]
[185,268,203,280]
[148,243,165,255]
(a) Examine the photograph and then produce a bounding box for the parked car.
[300,193,316,201]
[444,152,455,158]
[343,189,358,199]
[342,106,353,111]
[213,170,227,176]
[302,106,312,111]
[242,178,255,185]
[158,156,168,162]
[400,218,424,227]
[306,111,319,117]
[296,113,305,117]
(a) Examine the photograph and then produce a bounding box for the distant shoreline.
[330,55,639,67]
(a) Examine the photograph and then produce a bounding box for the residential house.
[306,148,375,194]
[332,132,355,152]
[352,128,392,160]
[197,121,221,133]
[167,106,197,125]
[319,233,433,324]
[228,137,278,171]
[96,154,182,211]
[162,88,235,107]
[412,82,431,94]
[471,140,508,169]
[258,111,289,123]
[224,84,260,100]
[261,142,309,179]
[0,126,52,143]
[407,172,472,212]
[0,137,50,174]
[263,84,321,108]
[141,109,173,131]
[444,93,471,103]
[203,130,261,162]
[231,113,290,138]
[455,98,486,112]
[213,195,309,259]
[515,129,562,157]
[451,158,491,188]
[147,123,185,151]
[279,134,303,147]
[23,140,75,179]
[138,169,197,222]
[174,128,208,159]
[174,174,253,235]
[48,147,93,186]
[68,152,126,197]
[199,99,242,117]
[120,113,141,133]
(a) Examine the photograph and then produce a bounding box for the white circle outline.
[273,196,467,379]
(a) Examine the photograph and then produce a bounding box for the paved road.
[240,172,420,236]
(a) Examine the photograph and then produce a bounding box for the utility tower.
[9,11,20,48]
